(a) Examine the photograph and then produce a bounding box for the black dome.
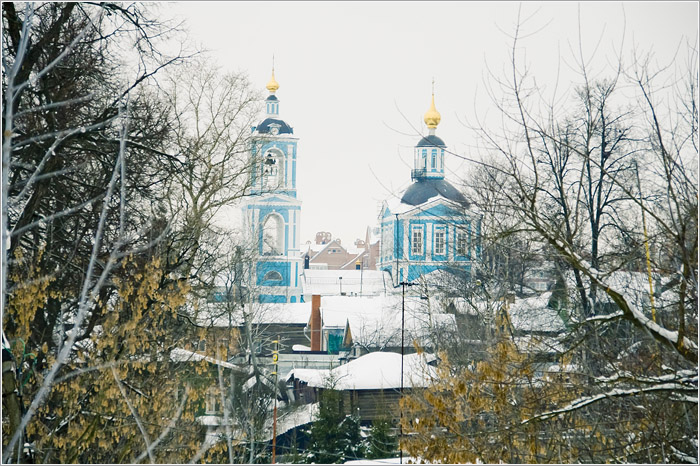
[400,178,469,207]
[256,117,293,135]
[416,134,446,148]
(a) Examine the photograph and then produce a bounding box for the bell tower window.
[263,150,284,188]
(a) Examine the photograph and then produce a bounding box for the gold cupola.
[266,68,279,93]
[423,92,441,130]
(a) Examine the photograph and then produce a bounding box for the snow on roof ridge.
[170,347,237,369]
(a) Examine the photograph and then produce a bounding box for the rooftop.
[286,351,437,390]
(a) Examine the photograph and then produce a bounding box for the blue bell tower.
[243,68,303,303]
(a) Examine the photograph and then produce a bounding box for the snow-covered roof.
[196,294,457,348]
[344,245,365,256]
[287,352,437,390]
[301,269,388,296]
[196,301,312,327]
[562,270,677,315]
[262,402,319,441]
[170,348,237,369]
[507,293,566,334]
[318,295,456,347]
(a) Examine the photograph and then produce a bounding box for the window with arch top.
[262,213,285,255]
[262,150,285,188]
[263,270,283,281]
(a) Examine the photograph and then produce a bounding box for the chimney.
[310,294,322,351]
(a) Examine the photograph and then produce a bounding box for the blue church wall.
[395,219,404,260]
[257,261,291,286]
[260,295,287,303]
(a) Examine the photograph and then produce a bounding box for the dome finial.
[266,56,279,93]
[424,78,441,129]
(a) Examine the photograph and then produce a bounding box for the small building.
[285,351,437,422]
[301,227,380,272]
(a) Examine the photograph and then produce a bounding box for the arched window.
[431,149,437,170]
[263,150,285,188]
[262,214,284,255]
[263,270,283,281]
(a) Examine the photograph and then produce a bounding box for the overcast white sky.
[166,1,698,246]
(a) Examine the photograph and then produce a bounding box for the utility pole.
[271,337,279,463]
[398,281,416,465]
[360,257,364,296]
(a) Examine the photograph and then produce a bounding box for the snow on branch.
[521,380,698,425]
[597,369,698,385]
[542,235,697,362]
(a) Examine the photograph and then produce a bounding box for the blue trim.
[292,210,296,251]
[260,295,287,303]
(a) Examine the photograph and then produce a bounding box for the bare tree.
[1,3,266,463]
[405,9,697,462]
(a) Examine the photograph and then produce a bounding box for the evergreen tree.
[366,417,398,460]
[306,386,366,463]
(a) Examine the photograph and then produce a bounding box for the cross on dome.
[266,59,279,93]
[423,79,441,131]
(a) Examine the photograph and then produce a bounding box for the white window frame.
[456,231,468,256]
[434,226,446,255]
[411,225,424,255]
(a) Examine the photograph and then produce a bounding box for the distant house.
[301,228,380,272]
[523,266,556,293]
[285,351,437,422]
[193,293,457,377]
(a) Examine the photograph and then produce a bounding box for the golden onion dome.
[424,93,441,129]
[266,69,279,93]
